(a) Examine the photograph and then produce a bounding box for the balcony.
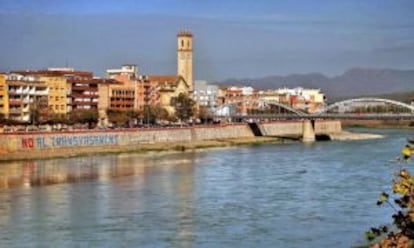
[33,90,49,95]
[22,97,32,104]
[72,101,98,106]
[71,93,98,98]
[9,99,22,105]
[110,100,134,105]
[72,86,98,91]
[9,109,22,114]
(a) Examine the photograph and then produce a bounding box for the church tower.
[177,30,193,92]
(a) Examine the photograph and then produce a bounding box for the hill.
[217,68,414,98]
[332,91,414,104]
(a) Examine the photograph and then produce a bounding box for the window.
[181,40,184,47]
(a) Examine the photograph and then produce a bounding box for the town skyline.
[1,0,414,81]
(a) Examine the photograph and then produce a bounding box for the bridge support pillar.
[302,120,315,143]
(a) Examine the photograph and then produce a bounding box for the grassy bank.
[342,120,414,129]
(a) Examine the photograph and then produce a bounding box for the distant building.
[218,86,260,115]
[3,73,48,122]
[10,68,93,116]
[265,87,325,113]
[216,86,326,114]
[106,64,139,80]
[193,80,218,108]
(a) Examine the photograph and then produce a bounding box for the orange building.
[0,73,8,118]
[106,65,140,111]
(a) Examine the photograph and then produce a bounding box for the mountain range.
[217,68,414,99]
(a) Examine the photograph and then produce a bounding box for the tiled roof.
[11,70,93,78]
[147,75,179,83]
[69,78,121,85]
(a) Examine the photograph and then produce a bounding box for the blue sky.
[1,0,413,80]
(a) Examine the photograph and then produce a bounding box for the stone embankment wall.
[192,125,254,140]
[257,120,342,137]
[258,121,303,137]
[314,120,342,134]
[0,121,341,161]
[0,124,254,160]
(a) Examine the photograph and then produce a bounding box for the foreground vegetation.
[364,147,414,247]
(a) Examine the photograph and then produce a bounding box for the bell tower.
[177,30,193,92]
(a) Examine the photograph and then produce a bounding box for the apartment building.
[106,65,139,111]
[5,74,49,122]
[193,80,218,108]
[0,74,8,118]
[11,68,93,115]
[69,77,119,111]
[217,86,261,114]
[274,87,325,113]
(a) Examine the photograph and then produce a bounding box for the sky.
[0,0,414,81]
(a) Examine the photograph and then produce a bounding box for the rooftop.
[177,30,193,37]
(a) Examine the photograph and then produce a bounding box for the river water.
[0,129,412,247]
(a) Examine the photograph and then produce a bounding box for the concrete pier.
[302,120,316,143]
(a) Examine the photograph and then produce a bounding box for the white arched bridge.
[213,97,414,120]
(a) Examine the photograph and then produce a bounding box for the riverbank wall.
[0,120,343,161]
[0,124,255,161]
[257,120,342,138]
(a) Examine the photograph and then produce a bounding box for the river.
[0,128,412,247]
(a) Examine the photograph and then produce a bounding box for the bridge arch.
[214,100,307,116]
[317,98,414,114]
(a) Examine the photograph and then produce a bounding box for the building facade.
[106,64,140,111]
[5,74,49,122]
[0,74,8,118]
[193,80,218,108]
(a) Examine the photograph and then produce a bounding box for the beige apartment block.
[40,76,68,115]
[0,74,9,118]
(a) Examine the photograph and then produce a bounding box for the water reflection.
[0,152,198,247]
[0,154,151,189]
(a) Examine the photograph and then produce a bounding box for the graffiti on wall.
[21,134,119,149]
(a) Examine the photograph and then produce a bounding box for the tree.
[0,113,6,125]
[172,93,196,122]
[69,109,99,128]
[45,113,68,125]
[142,105,170,125]
[198,106,213,124]
[366,146,414,247]
[29,96,48,125]
[107,109,131,127]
